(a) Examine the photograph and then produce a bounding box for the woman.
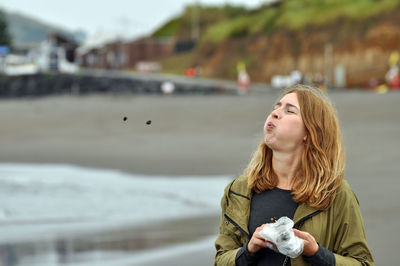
[214,85,373,266]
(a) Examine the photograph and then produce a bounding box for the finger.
[251,238,268,248]
[255,224,266,232]
[248,239,268,254]
[255,233,267,241]
[293,229,309,240]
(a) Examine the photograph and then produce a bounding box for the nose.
[271,108,280,119]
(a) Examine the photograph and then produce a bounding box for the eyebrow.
[274,102,299,110]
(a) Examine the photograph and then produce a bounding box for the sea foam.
[0,163,231,242]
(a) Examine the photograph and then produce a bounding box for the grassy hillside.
[152,0,400,44]
[151,0,400,86]
[151,5,247,39]
[203,0,400,43]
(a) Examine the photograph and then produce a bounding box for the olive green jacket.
[214,175,374,266]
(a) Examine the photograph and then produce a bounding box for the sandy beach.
[1,90,399,265]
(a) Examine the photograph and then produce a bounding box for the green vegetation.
[0,9,12,46]
[151,4,247,38]
[277,0,400,30]
[152,0,400,44]
[201,8,278,43]
[152,18,182,37]
[156,51,194,75]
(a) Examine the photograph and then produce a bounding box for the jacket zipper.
[294,210,323,229]
[224,213,250,240]
[282,209,323,266]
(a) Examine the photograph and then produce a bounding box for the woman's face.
[264,92,307,152]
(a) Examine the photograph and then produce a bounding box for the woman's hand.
[293,229,319,256]
[247,224,268,255]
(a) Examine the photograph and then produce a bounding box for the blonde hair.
[245,84,345,210]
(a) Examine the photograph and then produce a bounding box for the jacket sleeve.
[214,180,242,266]
[332,183,374,266]
[303,243,335,265]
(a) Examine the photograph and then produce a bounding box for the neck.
[272,148,303,190]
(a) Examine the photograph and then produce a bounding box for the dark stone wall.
[0,73,234,98]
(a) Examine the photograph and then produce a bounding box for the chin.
[264,138,274,148]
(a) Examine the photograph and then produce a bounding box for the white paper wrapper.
[258,216,304,258]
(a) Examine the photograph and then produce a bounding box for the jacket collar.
[293,203,321,227]
[229,175,252,199]
[227,175,323,234]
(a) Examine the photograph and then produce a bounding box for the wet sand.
[1,90,399,265]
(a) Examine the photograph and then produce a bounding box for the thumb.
[292,229,307,239]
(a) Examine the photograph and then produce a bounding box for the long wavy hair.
[245,84,345,210]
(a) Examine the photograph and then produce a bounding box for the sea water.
[0,163,231,265]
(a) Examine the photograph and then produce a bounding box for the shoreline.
[2,212,220,266]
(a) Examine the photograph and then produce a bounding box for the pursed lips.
[266,122,275,130]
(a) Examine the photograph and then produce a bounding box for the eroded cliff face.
[194,9,400,88]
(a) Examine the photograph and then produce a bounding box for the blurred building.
[79,37,174,71]
[3,32,79,75]
[123,37,174,70]
[79,41,125,69]
[34,33,79,72]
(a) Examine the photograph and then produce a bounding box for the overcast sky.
[0,0,265,40]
